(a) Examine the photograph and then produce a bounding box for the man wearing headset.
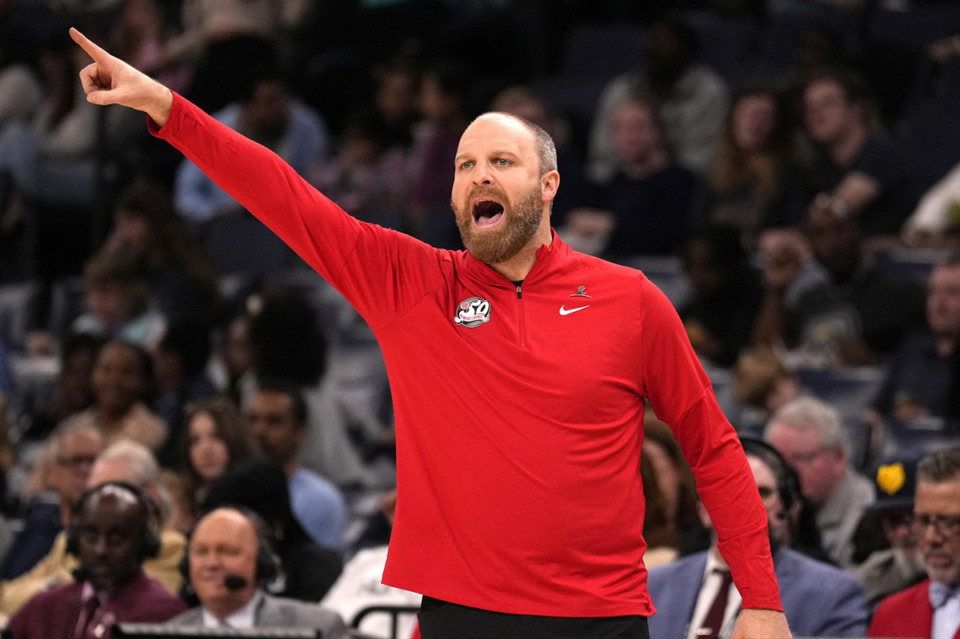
[646,439,869,639]
[167,508,347,637]
[6,482,186,638]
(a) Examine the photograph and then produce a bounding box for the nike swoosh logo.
[559,305,590,316]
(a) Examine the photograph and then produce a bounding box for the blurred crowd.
[0,0,959,637]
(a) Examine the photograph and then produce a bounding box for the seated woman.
[58,339,167,452]
[701,86,814,249]
[175,396,257,532]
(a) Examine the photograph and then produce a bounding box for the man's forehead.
[915,479,960,512]
[460,114,534,150]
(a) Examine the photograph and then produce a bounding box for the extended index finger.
[69,27,109,62]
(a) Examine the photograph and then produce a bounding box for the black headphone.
[740,437,802,520]
[179,506,281,588]
[66,481,162,561]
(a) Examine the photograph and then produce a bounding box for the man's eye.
[495,158,510,166]
[459,161,474,170]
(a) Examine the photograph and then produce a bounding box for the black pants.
[418,596,650,639]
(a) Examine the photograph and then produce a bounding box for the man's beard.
[453,184,544,265]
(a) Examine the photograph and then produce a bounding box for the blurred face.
[57,346,98,416]
[376,69,416,121]
[221,317,253,379]
[927,264,960,341]
[418,74,458,121]
[451,114,556,265]
[112,210,152,257]
[803,80,857,145]
[914,479,960,586]
[188,509,259,615]
[75,489,148,591]
[805,205,860,278]
[188,412,230,483]
[766,424,845,506]
[749,456,791,549]
[247,391,302,466]
[92,342,147,417]
[611,100,662,165]
[50,429,105,505]
[683,239,724,296]
[86,282,134,331]
[880,508,919,553]
[243,80,290,138]
[733,94,778,153]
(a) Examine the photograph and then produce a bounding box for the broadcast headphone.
[740,437,802,521]
[180,506,281,589]
[66,481,162,561]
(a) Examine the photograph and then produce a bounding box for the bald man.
[70,28,789,638]
[168,508,346,637]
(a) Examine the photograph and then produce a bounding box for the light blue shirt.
[289,468,347,551]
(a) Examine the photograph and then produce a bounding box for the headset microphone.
[223,574,249,590]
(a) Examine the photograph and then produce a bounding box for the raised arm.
[70,27,173,126]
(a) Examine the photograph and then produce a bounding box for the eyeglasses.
[56,454,97,469]
[905,513,960,538]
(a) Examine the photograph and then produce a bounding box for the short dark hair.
[256,379,308,426]
[917,445,960,483]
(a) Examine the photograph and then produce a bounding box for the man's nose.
[473,162,493,185]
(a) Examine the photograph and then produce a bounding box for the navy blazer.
[647,547,868,638]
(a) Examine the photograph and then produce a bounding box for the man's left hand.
[732,608,792,639]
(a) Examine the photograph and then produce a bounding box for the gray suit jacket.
[167,593,348,639]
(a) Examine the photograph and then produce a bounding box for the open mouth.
[472,200,504,228]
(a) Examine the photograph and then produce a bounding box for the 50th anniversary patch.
[454,297,491,328]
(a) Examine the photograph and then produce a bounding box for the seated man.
[247,381,347,550]
[7,482,186,637]
[648,438,868,639]
[868,445,960,639]
[764,397,875,567]
[168,507,346,637]
[0,441,186,616]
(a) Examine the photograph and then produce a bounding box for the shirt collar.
[202,590,264,629]
[459,228,566,288]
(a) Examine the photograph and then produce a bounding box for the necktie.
[73,595,101,639]
[697,569,734,639]
[929,582,960,609]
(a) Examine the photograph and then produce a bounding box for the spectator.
[852,452,927,611]
[868,445,960,639]
[701,86,814,248]
[0,423,104,579]
[588,16,729,181]
[248,289,377,489]
[247,381,346,551]
[174,71,329,276]
[868,251,960,425]
[801,66,918,239]
[71,250,167,349]
[6,482,186,638]
[201,459,343,602]
[205,311,255,408]
[758,202,926,366]
[726,346,803,439]
[59,339,167,452]
[170,508,346,634]
[108,0,190,95]
[0,441,186,617]
[647,438,868,638]
[562,92,699,259]
[765,396,875,567]
[176,396,257,532]
[310,108,409,230]
[678,224,764,368]
[16,333,102,445]
[101,179,223,327]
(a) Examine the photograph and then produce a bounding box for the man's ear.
[541,170,560,203]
